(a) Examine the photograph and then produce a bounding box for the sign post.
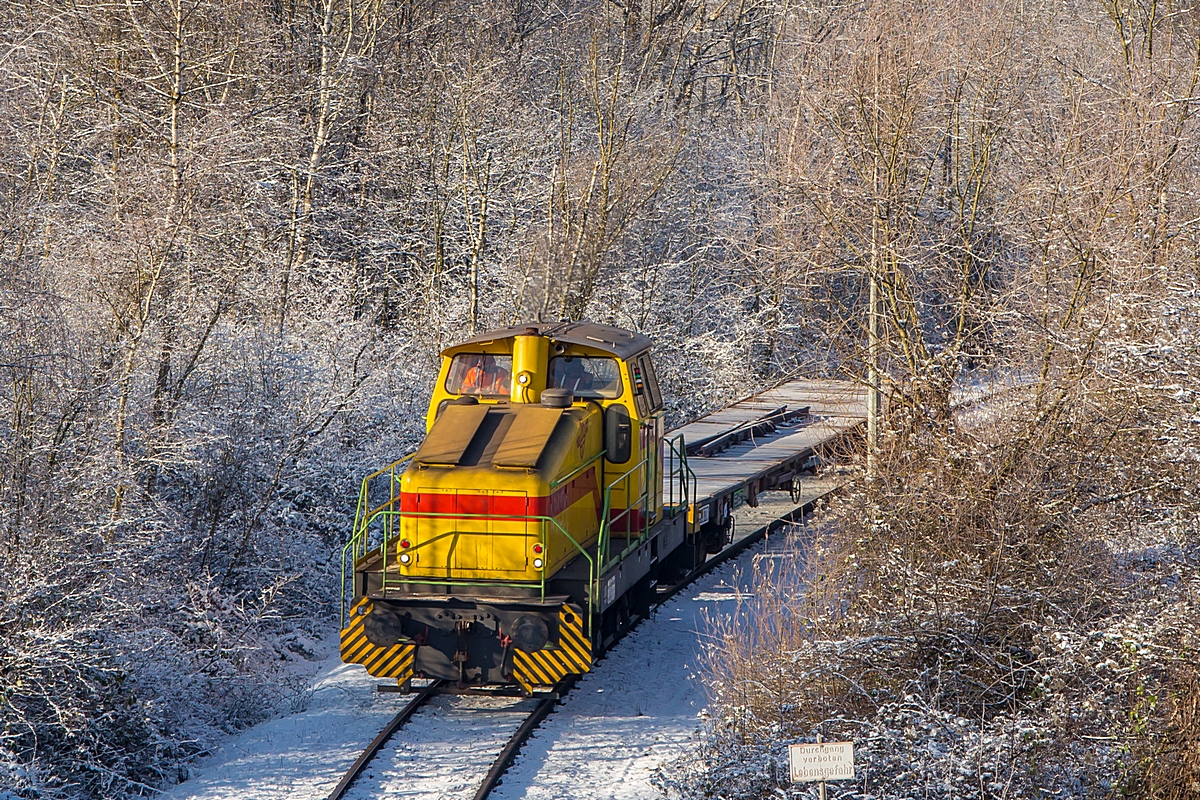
[788,736,854,798]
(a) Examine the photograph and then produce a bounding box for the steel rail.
[472,677,576,800]
[324,678,447,800]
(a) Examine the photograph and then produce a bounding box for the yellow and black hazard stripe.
[513,606,592,690]
[340,598,416,681]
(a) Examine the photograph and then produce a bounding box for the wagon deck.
[668,379,869,524]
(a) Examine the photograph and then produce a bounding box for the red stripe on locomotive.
[398,466,600,520]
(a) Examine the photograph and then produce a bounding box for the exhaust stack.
[510,327,549,403]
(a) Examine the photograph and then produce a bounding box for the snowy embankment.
[162,650,394,799]
[166,491,817,800]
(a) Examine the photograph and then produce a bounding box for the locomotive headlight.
[517,371,531,385]
[399,553,411,564]
[533,558,544,570]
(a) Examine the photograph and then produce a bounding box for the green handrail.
[342,453,414,627]
[349,453,415,563]
[591,424,695,599]
[341,508,596,634]
[550,449,607,489]
[664,433,697,515]
[596,456,650,573]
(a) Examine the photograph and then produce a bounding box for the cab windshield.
[445,354,512,396]
[548,356,623,399]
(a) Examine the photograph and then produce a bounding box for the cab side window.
[640,355,662,411]
[629,354,662,414]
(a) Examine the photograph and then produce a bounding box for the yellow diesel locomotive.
[339,322,699,692]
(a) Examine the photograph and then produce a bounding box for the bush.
[671,377,1200,798]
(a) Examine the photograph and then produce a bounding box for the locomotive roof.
[447,321,653,360]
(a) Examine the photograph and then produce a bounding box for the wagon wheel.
[789,475,803,504]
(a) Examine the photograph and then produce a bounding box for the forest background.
[3,0,1200,797]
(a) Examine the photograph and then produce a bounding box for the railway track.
[324,484,834,800]
[324,676,576,800]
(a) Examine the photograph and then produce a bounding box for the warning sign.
[788,741,854,782]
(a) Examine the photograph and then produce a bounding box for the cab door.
[629,353,664,525]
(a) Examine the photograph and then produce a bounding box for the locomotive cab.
[425,324,665,533]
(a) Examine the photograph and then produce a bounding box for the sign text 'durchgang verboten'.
[788,742,855,783]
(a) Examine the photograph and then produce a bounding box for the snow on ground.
[163,655,405,800]
[167,490,821,800]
